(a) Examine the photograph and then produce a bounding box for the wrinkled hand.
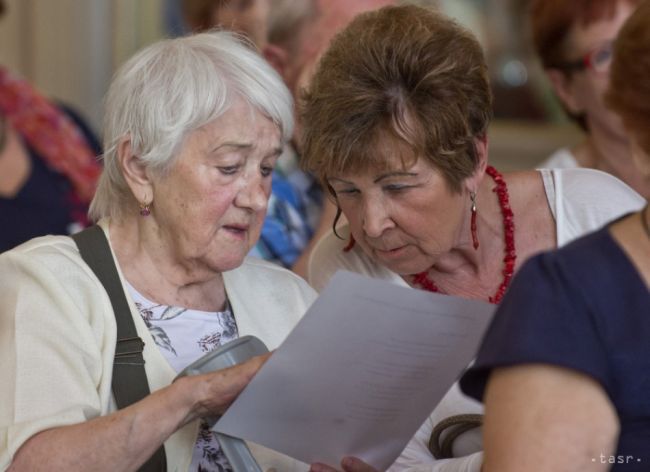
[310,457,379,472]
[181,352,271,423]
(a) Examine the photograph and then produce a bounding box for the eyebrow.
[328,171,418,186]
[211,142,253,153]
[211,142,283,158]
[267,147,284,158]
[328,177,355,185]
[373,172,418,183]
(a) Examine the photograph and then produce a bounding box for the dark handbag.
[72,225,167,471]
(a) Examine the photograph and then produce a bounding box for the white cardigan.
[0,220,317,471]
[307,168,645,472]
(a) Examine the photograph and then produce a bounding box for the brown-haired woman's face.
[327,150,467,276]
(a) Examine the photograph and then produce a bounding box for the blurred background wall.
[0,0,582,169]
[0,0,164,132]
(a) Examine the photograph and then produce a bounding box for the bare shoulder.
[503,170,556,253]
[504,170,547,206]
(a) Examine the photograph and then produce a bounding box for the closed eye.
[336,188,360,196]
[218,165,240,175]
[384,184,411,193]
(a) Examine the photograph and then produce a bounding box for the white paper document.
[214,271,495,470]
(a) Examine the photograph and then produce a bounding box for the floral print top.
[127,282,238,472]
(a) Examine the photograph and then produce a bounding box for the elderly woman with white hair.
[0,31,315,471]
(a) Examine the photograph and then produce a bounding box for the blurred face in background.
[556,1,637,139]
[283,0,394,150]
[288,0,394,93]
[214,0,271,47]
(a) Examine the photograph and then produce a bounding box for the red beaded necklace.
[412,166,516,304]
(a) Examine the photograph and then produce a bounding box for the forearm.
[9,378,194,472]
[8,357,264,472]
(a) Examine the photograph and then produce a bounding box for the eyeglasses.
[555,40,614,74]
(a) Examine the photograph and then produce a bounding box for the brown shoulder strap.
[72,225,167,471]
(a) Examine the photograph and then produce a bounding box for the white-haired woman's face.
[150,98,281,273]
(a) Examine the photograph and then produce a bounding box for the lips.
[369,242,406,252]
[223,224,250,236]
[224,224,248,231]
[373,245,409,259]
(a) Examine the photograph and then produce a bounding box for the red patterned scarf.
[0,67,101,203]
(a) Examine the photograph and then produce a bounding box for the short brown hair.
[606,0,650,155]
[300,4,492,193]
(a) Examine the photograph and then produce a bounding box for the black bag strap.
[72,225,167,471]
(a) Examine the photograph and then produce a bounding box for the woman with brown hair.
[301,4,644,472]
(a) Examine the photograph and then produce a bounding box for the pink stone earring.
[139,201,152,217]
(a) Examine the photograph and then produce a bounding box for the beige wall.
[0,0,165,133]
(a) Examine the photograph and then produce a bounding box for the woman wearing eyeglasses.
[531,0,649,199]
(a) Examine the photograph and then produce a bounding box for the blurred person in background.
[301,5,644,471]
[263,0,395,276]
[461,2,650,469]
[532,0,650,199]
[183,0,270,46]
[0,0,102,253]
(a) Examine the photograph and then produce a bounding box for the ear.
[464,134,489,193]
[262,43,290,80]
[116,135,153,205]
[546,68,582,114]
[474,134,488,175]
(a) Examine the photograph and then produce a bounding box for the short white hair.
[89,30,294,221]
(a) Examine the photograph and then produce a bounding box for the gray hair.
[89,30,294,221]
